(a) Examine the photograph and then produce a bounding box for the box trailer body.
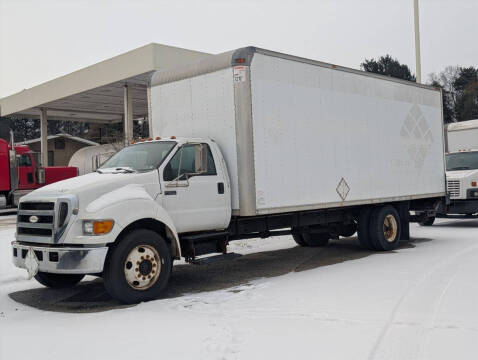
[11,47,446,303]
[151,48,445,216]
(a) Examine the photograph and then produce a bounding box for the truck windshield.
[446,151,478,171]
[99,141,176,172]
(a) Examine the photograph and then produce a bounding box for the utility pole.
[414,0,422,83]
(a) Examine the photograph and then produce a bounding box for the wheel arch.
[114,218,181,259]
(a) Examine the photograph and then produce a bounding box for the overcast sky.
[0,0,476,98]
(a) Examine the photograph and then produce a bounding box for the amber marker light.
[83,220,114,235]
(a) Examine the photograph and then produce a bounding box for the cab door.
[159,143,231,233]
[17,153,36,190]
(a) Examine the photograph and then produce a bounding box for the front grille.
[17,202,55,238]
[19,202,54,211]
[447,180,461,198]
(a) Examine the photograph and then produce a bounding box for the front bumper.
[446,200,478,215]
[12,241,108,274]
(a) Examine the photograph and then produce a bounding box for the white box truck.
[12,47,446,303]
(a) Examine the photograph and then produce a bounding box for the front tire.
[103,229,172,304]
[35,272,85,288]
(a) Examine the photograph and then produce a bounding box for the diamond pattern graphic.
[336,178,350,201]
[400,104,434,169]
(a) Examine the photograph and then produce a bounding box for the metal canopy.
[0,43,209,123]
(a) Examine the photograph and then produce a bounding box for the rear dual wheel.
[358,205,401,251]
[293,232,330,247]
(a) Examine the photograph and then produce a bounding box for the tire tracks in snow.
[368,242,478,360]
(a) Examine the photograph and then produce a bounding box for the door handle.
[164,190,177,196]
[217,182,224,194]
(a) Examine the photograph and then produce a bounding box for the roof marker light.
[170,136,176,139]
[472,181,477,187]
[236,58,246,64]
[155,136,161,140]
[147,137,153,141]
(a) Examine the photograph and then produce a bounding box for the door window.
[163,144,216,181]
[18,154,32,167]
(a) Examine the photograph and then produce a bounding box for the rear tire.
[292,233,308,247]
[292,232,330,247]
[419,216,435,226]
[35,272,85,288]
[339,221,357,237]
[103,229,172,304]
[357,208,374,250]
[302,232,330,247]
[369,205,401,251]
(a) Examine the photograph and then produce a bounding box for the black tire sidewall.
[369,205,401,251]
[104,229,172,304]
[302,232,330,247]
[292,233,309,247]
[357,207,374,249]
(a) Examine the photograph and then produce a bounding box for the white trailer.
[446,119,478,152]
[11,47,446,303]
[151,48,445,216]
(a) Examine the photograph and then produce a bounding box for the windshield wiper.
[448,166,470,171]
[96,169,104,174]
[114,167,136,173]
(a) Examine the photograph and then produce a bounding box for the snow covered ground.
[1,215,477,360]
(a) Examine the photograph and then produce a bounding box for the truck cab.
[445,150,478,215]
[12,138,232,302]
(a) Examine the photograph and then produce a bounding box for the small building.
[19,133,98,166]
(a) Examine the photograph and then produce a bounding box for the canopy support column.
[147,85,153,138]
[40,108,48,166]
[123,84,134,144]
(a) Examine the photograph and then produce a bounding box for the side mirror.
[193,143,208,174]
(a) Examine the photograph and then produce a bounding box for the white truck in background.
[12,47,446,304]
[419,119,478,225]
[69,143,123,175]
[438,120,478,222]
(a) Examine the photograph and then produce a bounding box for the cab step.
[189,252,242,265]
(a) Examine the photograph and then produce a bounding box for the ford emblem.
[29,215,39,223]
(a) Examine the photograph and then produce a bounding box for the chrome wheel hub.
[124,245,161,290]
[383,215,398,243]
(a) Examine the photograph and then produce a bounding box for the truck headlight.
[83,220,114,235]
[467,189,478,198]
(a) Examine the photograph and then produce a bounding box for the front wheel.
[103,229,172,304]
[35,272,85,288]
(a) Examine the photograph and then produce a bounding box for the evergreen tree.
[361,55,416,82]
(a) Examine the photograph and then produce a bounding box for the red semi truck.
[0,138,77,210]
